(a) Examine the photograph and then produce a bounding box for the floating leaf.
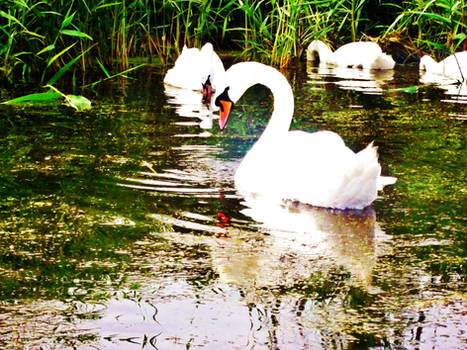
[3,86,91,111]
[389,86,419,94]
[65,94,92,111]
[2,90,61,105]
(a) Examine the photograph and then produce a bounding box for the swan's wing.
[332,42,382,67]
[236,130,393,209]
[441,52,467,77]
[377,176,397,190]
[269,130,358,204]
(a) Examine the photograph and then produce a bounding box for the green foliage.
[382,0,467,57]
[2,85,91,110]
[0,0,466,81]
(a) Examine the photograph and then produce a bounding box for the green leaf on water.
[65,94,92,111]
[45,85,92,111]
[2,90,61,105]
[389,86,419,94]
[3,86,91,111]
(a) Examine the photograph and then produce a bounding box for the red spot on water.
[217,212,229,224]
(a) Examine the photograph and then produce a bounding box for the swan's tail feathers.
[360,142,397,191]
[377,176,397,190]
[356,141,379,167]
[333,142,380,209]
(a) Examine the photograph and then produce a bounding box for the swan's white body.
[307,40,395,70]
[419,52,467,80]
[214,62,396,209]
[163,43,225,91]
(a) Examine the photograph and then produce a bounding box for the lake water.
[0,61,465,349]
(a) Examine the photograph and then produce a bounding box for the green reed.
[0,0,466,83]
[382,0,466,57]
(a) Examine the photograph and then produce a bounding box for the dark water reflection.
[0,63,465,349]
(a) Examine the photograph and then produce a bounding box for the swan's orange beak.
[218,100,232,131]
[215,87,233,131]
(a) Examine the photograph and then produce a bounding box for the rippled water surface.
[0,61,465,349]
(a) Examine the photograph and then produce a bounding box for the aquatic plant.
[382,0,467,57]
[0,0,466,82]
[2,85,91,110]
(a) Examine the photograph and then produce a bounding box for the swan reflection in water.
[419,71,467,104]
[164,85,214,130]
[306,61,394,95]
[212,195,391,289]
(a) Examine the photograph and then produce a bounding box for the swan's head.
[420,55,437,72]
[211,62,294,132]
[306,40,332,63]
[200,42,214,54]
[202,75,212,104]
[214,86,234,131]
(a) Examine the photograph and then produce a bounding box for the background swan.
[163,42,225,91]
[419,51,467,80]
[307,40,395,70]
[214,62,396,209]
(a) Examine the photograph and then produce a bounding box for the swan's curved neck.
[308,40,333,63]
[420,55,438,72]
[225,62,294,140]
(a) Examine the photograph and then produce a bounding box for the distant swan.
[419,51,467,80]
[163,43,225,94]
[307,40,395,70]
[214,62,396,209]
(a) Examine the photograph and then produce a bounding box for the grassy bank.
[0,0,466,83]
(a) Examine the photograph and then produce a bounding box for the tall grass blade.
[47,44,96,85]
[47,42,77,68]
[84,63,146,88]
[60,29,93,40]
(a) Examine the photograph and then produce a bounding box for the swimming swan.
[307,40,395,70]
[214,62,396,209]
[163,43,225,93]
[419,51,467,80]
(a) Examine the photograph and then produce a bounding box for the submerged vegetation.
[0,0,466,82]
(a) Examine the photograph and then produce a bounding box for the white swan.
[307,40,395,70]
[213,62,396,209]
[163,43,225,92]
[419,51,467,80]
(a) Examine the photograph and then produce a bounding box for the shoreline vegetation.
[0,0,466,85]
